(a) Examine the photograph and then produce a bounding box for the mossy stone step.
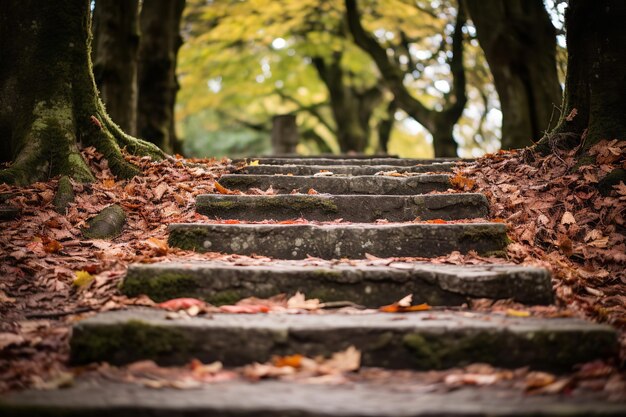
[0,206,19,221]
[121,261,553,306]
[238,162,455,176]
[196,193,489,222]
[233,157,461,166]
[168,222,508,259]
[69,308,618,371]
[4,380,626,417]
[218,174,450,195]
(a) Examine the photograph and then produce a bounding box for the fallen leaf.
[323,346,361,373]
[561,211,576,225]
[219,304,269,313]
[158,298,206,311]
[145,237,168,255]
[248,160,260,166]
[272,354,304,368]
[73,270,94,287]
[43,239,63,254]
[287,292,321,310]
[214,182,234,195]
[506,309,531,317]
[307,188,319,195]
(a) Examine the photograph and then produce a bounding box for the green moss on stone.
[121,272,200,302]
[403,331,502,369]
[70,320,189,365]
[207,290,243,306]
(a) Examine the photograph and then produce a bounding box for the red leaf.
[158,298,206,310]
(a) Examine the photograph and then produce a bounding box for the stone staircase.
[2,156,624,416]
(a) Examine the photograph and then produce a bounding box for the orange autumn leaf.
[272,354,303,368]
[223,219,240,224]
[379,302,431,313]
[102,178,116,189]
[43,239,63,254]
[450,174,476,190]
[158,298,206,311]
[219,304,269,314]
[145,237,168,255]
[425,219,447,224]
[307,188,319,195]
[214,182,234,195]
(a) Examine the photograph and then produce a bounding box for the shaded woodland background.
[92,0,567,159]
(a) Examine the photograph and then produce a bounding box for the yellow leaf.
[506,309,531,317]
[73,270,94,287]
[249,160,260,166]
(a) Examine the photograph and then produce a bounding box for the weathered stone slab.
[196,193,489,222]
[0,206,19,221]
[69,308,618,371]
[218,174,451,195]
[3,379,625,417]
[168,222,508,259]
[121,261,553,305]
[233,157,462,166]
[238,162,455,176]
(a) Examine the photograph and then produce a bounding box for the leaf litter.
[0,145,624,398]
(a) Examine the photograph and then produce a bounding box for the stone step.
[245,153,399,159]
[238,162,455,176]
[121,261,553,306]
[0,206,19,221]
[168,222,508,259]
[233,157,462,166]
[196,193,489,222]
[69,308,618,371]
[218,174,450,195]
[4,380,625,417]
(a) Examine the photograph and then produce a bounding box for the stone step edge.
[167,222,509,260]
[236,162,456,175]
[3,379,625,417]
[232,157,464,166]
[69,308,618,372]
[195,193,489,222]
[120,261,553,306]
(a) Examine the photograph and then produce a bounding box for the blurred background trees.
[91,0,567,159]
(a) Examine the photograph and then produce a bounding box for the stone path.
[2,156,624,416]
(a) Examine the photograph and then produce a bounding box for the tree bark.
[377,100,397,154]
[92,0,140,135]
[0,0,163,185]
[137,0,186,154]
[464,0,562,149]
[271,115,299,155]
[312,53,382,153]
[345,0,467,157]
[537,0,626,153]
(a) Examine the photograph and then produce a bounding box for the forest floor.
[0,142,624,397]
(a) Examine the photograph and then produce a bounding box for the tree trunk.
[271,115,299,155]
[0,0,163,185]
[312,54,381,153]
[92,0,140,135]
[345,0,466,158]
[465,0,562,149]
[137,0,185,153]
[377,100,397,154]
[538,0,626,152]
[535,0,626,192]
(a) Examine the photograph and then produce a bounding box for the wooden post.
[271,115,299,155]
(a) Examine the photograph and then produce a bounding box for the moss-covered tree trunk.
[312,53,382,153]
[465,0,562,150]
[0,0,163,185]
[92,0,140,135]
[137,0,185,154]
[538,0,626,152]
[536,0,625,190]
